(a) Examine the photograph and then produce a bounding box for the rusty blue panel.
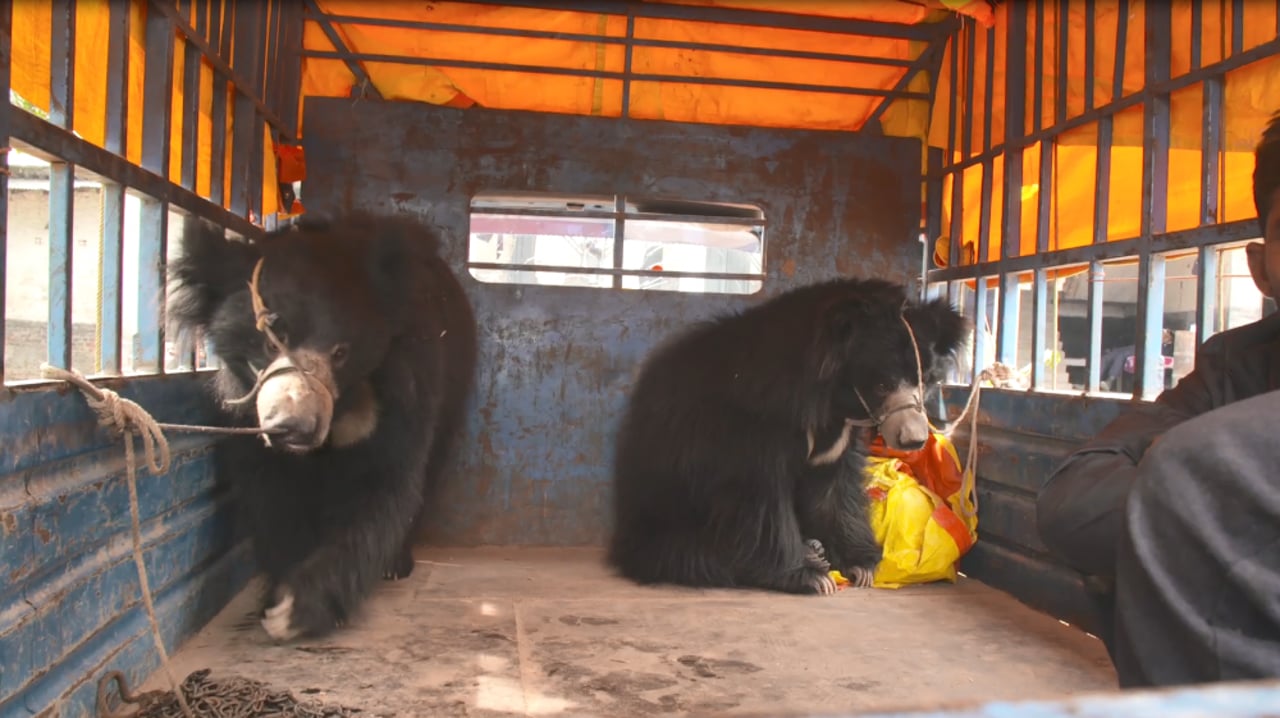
[302,97,923,545]
[848,679,1280,717]
[940,387,1129,634]
[0,374,249,716]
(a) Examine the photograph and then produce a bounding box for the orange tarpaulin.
[5,0,1276,251]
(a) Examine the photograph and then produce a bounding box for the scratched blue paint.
[302,98,924,545]
[937,387,1131,636]
[0,372,249,716]
[844,679,1280,717]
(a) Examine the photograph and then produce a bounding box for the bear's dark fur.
[607,277,968,595]
[168,211,477,640]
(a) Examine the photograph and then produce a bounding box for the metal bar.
[864,27,955,128]
[923,24,950,113]
[1196,74,1225,347]
[1033,0,1045,133]
[267,0,284,120]
[152,0,295,141]
[1085,260,1103,392]
[621,11,634,118]
[304,0,383,100]
[309,10,921,68]
[1113,0,1129,103]
[1231,0,1244,55]
[612,195,626,289]
[136,6,179,373]
[250,1,269,221]
[926,219,1262,282]
[298,49,934,100]
[1056,0,1068,124]
[1196,245,1219,346]
[931,37,1280,180]
[1190,0,1203,70]
[98,0,130,376]
[230,1,260,217]
[180,15,203,190]
[1134,0,1174,400]
[925,147,944,276]
[284,0,305,137]
[1031,266,1049,388]
[446,0,943,41]
[1084,0,1095,111]
[47,0,76,371]
[996,2,1029,367]
[981,26,995,152]
[0,2,10,382]
[467,262,764,282]
[944,24,958,161]
[962,24,976,157]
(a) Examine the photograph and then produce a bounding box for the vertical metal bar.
[946,27,960,161]
[48,0,76,371]
[981,26,995,153]
[209,0,233,206]
[1086,123,1114,393]
[971,25,996,377]
[925,146,944,276]
[612,195,626,290]
[1083,0,1095,111]
[98,0,131,376]
[1190,0,1203,70]
[0,2,11,382]
[1231,0,1243,55]
[249,1,269,221]
[1057,0,1069,123]
[1196,74,1225,347]
[997,2,1029,367]
[1113,0,1129,103]
[1086,260,1103,392]
[621,11,635,118]
[267,0,284,119]
[230,1,261,218]
[962,24,976,158]
[1033,0,1045,133]
[181,10,204,190]
[947,27,966,313]
[1135,1,1173,400]
[137,5,177,373]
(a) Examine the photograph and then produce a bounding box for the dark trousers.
[1111,389,1280,687]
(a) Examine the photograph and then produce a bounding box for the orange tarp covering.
[929,0,1280,272]
[8,0,282,218]
[4,0,1276,253]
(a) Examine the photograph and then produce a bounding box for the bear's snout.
[877,385,929,453]
[256,350,337,453]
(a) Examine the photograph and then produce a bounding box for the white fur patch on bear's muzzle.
[876,384,930,452]
[256,348,338,453]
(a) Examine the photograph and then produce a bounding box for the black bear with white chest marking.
[607,277,967,595]
[168,212,477,640]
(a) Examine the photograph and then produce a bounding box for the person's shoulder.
[1198,310,1280,360]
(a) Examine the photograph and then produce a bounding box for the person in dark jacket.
[1036,112,1280,689]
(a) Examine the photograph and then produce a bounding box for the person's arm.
[1035,347,1223,579]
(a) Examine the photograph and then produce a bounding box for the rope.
[38,365,294,717]
[39,364,194,718]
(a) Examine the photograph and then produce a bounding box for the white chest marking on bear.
[807,419,856,466]
[329,381,379,448]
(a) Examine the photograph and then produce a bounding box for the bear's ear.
[903,297,969,361]
[167,216,260,330]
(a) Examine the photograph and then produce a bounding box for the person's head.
[1245,112,1280,297]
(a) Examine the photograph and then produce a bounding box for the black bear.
[607,277,968,595]
[168,211,477,640]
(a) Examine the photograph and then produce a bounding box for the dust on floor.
[142,547,1116,717]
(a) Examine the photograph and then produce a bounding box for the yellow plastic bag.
[859,431,978,589]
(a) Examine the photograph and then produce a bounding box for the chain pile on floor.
[96,669,363,718]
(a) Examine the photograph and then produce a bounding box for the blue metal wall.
[0,375,250,716]
[301,97,924,546]
[942,387,1128,634]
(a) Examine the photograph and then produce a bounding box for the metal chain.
[96,669,362,718]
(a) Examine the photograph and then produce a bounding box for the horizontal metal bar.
[308,10,919,68]
[9,110,263,239]
[467,262,764,282]
[299,49,931,100]
[927,219,1264,282]
[445,0,947,41]
[935,37,1280,178]
[151,0,295,141]
[473,206,767,227]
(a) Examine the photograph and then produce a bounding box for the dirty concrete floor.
[144,547,1117,716]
